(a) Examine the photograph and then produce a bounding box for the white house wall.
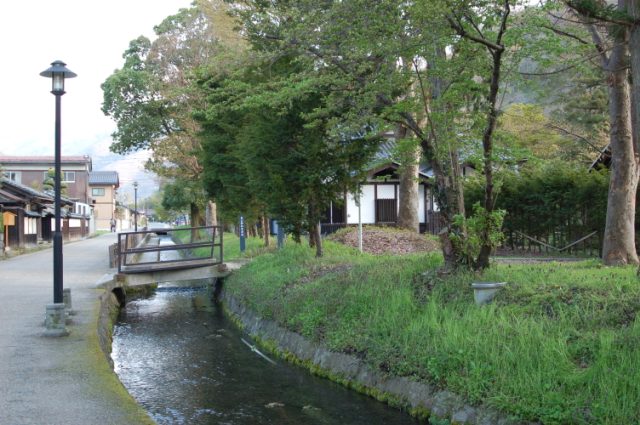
[346,185,376,224]
[345,183,432,225]
[377,184,395,199]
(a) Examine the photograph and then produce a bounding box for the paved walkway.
[0,233,152,425]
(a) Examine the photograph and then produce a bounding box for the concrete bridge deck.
[97,259,249,288]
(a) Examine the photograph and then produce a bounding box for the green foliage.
[450,203,506,267]
[102,1,240,221]
[101,36,167,154]
[162,178,208,225]
[196,50,380,242]
[230,0,530,267]
[42,168,55,192]
[497,103,589,162]
[464,161,609,251]
[42,168,67,195]
[221,232,270,261]
[226,242,640,423]
[498,4,609,157]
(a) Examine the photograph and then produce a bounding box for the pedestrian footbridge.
[116,225,223,274]
[108,225,246,287]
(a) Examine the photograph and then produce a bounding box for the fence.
[116,226,223,273]
[500,228,602,257]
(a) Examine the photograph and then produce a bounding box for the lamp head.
[40,60,77,95]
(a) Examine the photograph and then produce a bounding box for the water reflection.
[112,286,420,425]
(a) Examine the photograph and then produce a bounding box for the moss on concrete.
[93,287,155,424]
[222,298,429,423]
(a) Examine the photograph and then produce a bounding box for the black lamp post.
[40,60,76,306]
[133,181,138,232]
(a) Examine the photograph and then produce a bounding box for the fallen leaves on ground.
[329,227,440,255]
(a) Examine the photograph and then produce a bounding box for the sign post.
[239,215,246,253]
[276,220,285,249]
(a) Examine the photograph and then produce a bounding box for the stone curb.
[222,292,538,425]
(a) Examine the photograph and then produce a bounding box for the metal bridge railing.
[116,225,223,274]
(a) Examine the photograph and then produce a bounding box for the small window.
[3,171,19,181]
[92,188,105,197]
[63,171,75,182]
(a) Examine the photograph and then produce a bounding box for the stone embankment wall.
[98,289,121,369]
[222,292,536,425]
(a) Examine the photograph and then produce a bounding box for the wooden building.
[0,155,93,204]
[321,161,441,235]
[0,178,89,253]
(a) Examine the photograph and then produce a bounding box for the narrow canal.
[112,284,420,425]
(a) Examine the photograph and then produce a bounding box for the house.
[0,178,53,249]
[321,138,441,235]
[322,161,441,235]
[89,171,120,231]
[0,155,92,204]
[0,178,90,252]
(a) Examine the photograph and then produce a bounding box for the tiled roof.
[0,178,54,202]
[370,137,433,178]
[0,155,92,164]
[89,171,119,186]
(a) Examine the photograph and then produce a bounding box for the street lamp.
[40,60,76,337]
[133,181,138,232]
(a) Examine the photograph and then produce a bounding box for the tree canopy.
[101,0,640,265]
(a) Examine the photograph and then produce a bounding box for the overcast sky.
[0,0,194,198]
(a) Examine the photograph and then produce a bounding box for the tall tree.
[233,0,519,270]
[197,52,380,257]
[559,0,639,264]
[101,0,240,225]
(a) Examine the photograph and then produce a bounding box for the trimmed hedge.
[464,162,609,254]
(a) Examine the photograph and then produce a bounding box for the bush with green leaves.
[451,203,506,267]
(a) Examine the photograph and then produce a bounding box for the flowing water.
[112,284,420,425]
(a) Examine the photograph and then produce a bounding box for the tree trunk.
[423,142,466,270]
[313,222,323,258]
[308,224,316,248]
[206,201,217,227]
[189,202,203,241]
[602,33,640,265]
[307,201,323,257]
[190,202,204,226]
[293,223,302,244]
[262,214,270,247]
[396,125,421,232]
[629,0,640,148]
[475,48,503,271]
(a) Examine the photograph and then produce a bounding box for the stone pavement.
[0,233,153,425]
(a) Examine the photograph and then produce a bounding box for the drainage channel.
[112,284,420,425]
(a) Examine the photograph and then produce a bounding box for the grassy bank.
[172,227,266,261]
[224,240,640,424]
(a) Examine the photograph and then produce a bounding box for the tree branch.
[539,23,591,45]
[446,15,504,52]
[545,122,603,152]
[586,23,610,67]
[518,48,617,76]
[462,11,487,41]
[563,0,637,27]
[548,10,601,26]
[412,58,440,145]
[495,0,511,47]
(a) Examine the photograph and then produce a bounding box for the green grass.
[171,228,268,261]
[222,232,270,261]
[225,241,640,424]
